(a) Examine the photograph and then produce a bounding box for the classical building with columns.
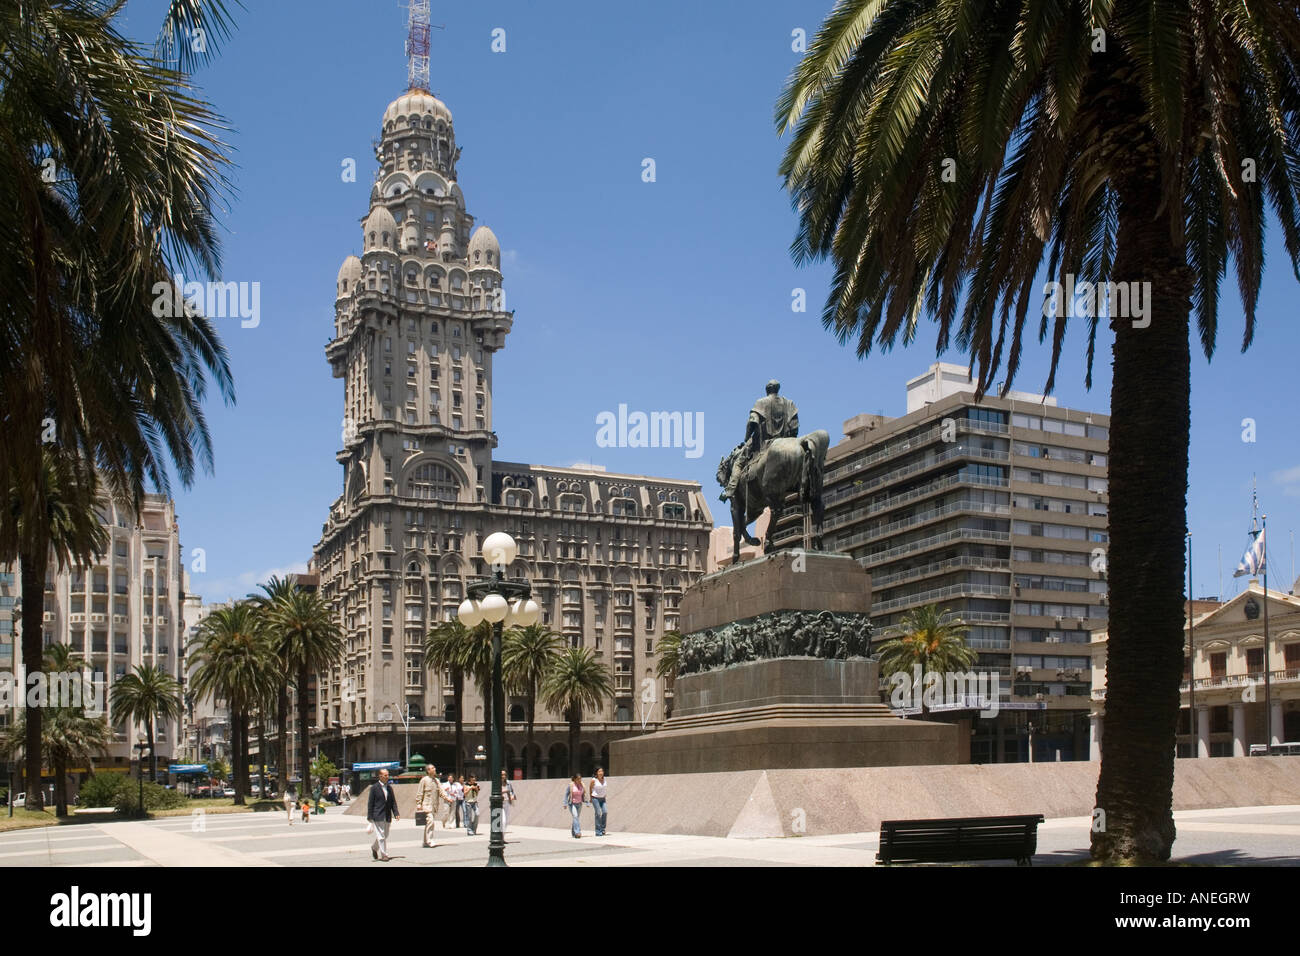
[1089,583,1300,758]
[311,86,712,778]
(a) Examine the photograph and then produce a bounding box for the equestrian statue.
[717,379,829,564]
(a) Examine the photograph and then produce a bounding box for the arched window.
[558,493,585,513]
[663,503,685,520]
[611,498,637,517]
[406,462,458,501]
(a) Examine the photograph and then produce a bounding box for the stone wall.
[486,757,1300,838]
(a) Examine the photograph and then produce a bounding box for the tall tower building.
[314,86,712,777]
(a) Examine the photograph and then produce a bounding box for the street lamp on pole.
[389,702,412,770]
[134,734,151,815]
[333,720,348,791]
[457,531,538,868]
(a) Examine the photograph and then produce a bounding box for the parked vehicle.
[12,792,25,808]
[222,787,235,798]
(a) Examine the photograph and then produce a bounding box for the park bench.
[876,814,1044,866]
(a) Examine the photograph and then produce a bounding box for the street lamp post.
[134,734,151,815]
[457,532,538,868]
[333,720,348,792]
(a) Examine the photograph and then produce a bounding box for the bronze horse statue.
[717,429,829,564]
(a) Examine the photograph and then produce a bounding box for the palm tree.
[27,641,109,815]
[425,620,488,777]
[0,0,239,812]
[252,574,301,790]
[654,630,682,718]
[542,647,614,777]
[5,451,107,812]
[109,664,183,783]
[876,606,975,717]
[263,587,342,797]
[503,624,564,778]
[776,1,1300,863]
[1,706,111,818]
[188,602,276,806]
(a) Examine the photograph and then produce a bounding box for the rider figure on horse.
[720,380,799,502]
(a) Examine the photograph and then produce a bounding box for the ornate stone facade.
[312,88,712,776]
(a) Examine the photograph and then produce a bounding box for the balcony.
[872,555,1011,590]
[872,582,1011,616]
[824,419,1010,485]
[833,500,1010,552]
[859,527,1012,567]
[824,472,1009,533]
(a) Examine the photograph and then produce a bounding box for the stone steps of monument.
[662,702,896,731]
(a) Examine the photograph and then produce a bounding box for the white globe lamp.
[482,531,518,569]
[510,599,540,627]
[479,592,510,624]
[457,598,485,628]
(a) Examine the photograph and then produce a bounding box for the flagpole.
[1263,514,1273,750]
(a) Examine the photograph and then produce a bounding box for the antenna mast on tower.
[405,0,431,92]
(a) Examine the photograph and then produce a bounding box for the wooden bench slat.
[877,813,1043,866]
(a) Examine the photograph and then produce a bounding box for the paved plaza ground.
[0,803,1297,867]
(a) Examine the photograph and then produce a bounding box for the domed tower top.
[468,225,500,272]
[383,90,452,129]
[377,90,459,179]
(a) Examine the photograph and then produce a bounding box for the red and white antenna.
[405,0,431,92]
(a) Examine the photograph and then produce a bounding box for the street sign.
[168,764,208,773]
[351,761,401,772]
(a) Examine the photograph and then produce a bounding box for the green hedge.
[113,780,188,815]
[78,773,133,808]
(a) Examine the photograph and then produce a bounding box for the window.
[406,462,458,501]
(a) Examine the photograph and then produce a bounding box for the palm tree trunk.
[55,757,68,817]
[233,709,247,806]
[525,688,536,779]
[276,686,288,793]
[256,710,267,797]
[453,671,464,777]
[1091,76,1193,865]
[147,719,157,783]
[19,547,46,812]
[568,709,580,777]
[297,662,311,799]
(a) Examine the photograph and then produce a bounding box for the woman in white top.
[588,767,608,836]
[500,769,516,833]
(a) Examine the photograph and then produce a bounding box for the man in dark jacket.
[367,768,401,861]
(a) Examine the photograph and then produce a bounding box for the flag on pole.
[1234,528,1266,577]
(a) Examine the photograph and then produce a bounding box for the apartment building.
[774,362,1110,761]
[0,494,185,776]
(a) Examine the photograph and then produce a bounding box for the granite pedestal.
[613,553,959,775]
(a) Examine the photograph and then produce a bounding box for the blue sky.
[121,0,1300,604]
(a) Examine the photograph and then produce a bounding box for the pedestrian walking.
[563,773,586,838]
[464,775,480,835]
[283,785,296,826]
[415,764,444,848]
[588,767,608,836]
[439,773,455,829]
[500,769,516,833]
[451,774,465,828]
[366,768,401,861]
[301,798,312,823]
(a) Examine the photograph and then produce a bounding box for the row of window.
[1011,413,1108,440]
